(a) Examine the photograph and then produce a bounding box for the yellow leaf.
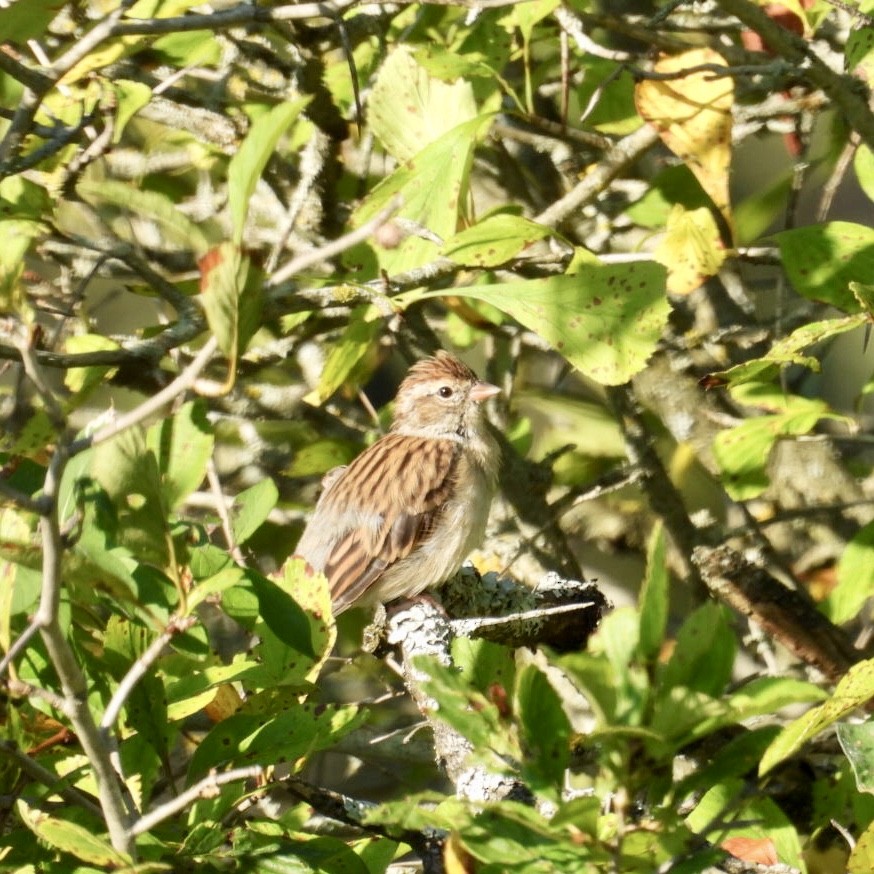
[635,48,734,234]
[655,205,726,295]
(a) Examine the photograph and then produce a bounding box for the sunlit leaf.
[400,261,669,386]
[713,384,847,500]
[776,221,874,312]
[761,659,874,775]
[369,46,478,162]
[850,819,874,873]
[837,721,874,794]
[655,204,726,295]
[111,79,152,142]
[354,114,492,273]
[231,478,278,544]
[639,523,668,661]
[440,214,555,267]
[199,241,260,376]
[706,315,867,388]
[636,47,734,231]
[303,309,383,405]
[147,400,214,510]
[825,519,874,624]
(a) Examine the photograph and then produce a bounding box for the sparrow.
[296,351,501,614]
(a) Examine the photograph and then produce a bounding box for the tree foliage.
[3,0,874,871]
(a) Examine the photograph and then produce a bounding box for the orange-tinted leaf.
[721,836,779,866]
[636,48,734,234]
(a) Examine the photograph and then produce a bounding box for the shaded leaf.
[78,179,210,256]
[231,479,278,545]
[147,400,214,510]
[837,721,874,794]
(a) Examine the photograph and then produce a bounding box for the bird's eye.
[438,385,453,398]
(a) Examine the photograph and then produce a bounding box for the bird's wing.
[318,433,460,612]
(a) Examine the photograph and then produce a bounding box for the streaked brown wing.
[320,434,460,612]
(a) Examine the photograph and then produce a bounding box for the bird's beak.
[469,381,501,403]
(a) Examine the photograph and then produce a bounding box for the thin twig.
[128,766,264,837]
[0,620,44,682]
[205,459,245,565]
[114,0,359,35]
[100,616,197,733]
[535,124,659,227]
[0,740,104,819]
[268,197,403,287]
[68,336,219,456]
[35,449,135,854]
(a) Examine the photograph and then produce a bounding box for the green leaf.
[303,309,383,405]
[417,655,520,764]
[658,602,734,699]
[847,26,874,80]
[231,478,279,544]
[0,0,61,41]
[104,618,173,761]
[247,569,316,661]
[0,220,42,314]
[713,384,846,500]
[62,334,120,401]
[199,241,261,368]
[147,400,214,510]
[440,214,555,267]
[707,314,867,388]
[16,801,131,867]
[686,779,804,871]
[187,700,361,782]
[855,144,874,203]
[369,45,478,162]
[112,79,152,142]
[515,664,571,792]
[850,819,874,874]
[77,179,210,256]
[452,637,516,697]
[638,523,668,661]
[401,261,669,386]
[228,98,310,245]
[91,427,172,569]
[837,721,874,794]
[0,175,53,222]
[761,659,874,775]
[825,518,874,624]
[776,222,874,312]
[355,114,492,273]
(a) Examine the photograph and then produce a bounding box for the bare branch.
[535,124,660,227]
